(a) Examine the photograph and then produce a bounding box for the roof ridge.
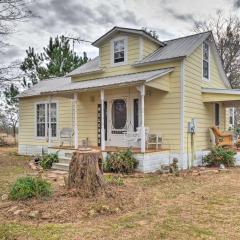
[164,30,212,43]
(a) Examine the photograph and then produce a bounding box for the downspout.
[180,59,185,169]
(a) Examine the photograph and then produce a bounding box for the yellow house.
[17,27,240,172]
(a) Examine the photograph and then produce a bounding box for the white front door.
[107,97,128,147]
[104,92,140,147]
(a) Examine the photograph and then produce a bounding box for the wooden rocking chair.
[210,126,233,147]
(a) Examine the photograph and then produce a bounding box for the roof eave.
[92,27,165,47]
[132,56,185,67]
[202,88,240,95]
[41,80,146,95]
[66,68,104,78]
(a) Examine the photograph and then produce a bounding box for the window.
[203,42,210,80]
[36,102,57,137]
[112,37,127,65]
[36,104,46,137]
[133,99,139,131]
[215,103,220,127]
[48,103,57,137]
[112,99,127,130]
[229,108,234,125]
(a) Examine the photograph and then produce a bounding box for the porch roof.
[202,88,240,106]
[41,68,173,95]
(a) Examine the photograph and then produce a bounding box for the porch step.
[58,158,71,164]
[52,162,69,171]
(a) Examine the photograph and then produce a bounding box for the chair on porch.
[60,128,74,147]
[123,127,150,148]
[210,126,233,147]
[147,134,163,150]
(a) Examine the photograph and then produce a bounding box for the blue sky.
[1,0,240,64]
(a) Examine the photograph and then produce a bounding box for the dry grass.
[1,147,240,239]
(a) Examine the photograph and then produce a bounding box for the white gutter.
[180,59,185,168]
[202,88,240,95]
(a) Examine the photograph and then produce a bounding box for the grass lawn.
[1,147,240,239]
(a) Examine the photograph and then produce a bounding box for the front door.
[108,97,128,146]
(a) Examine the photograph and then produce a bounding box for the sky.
[1,0,240,65]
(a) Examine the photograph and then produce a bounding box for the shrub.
[104,149,138,174]
[40,153,58,169]
[203,147,236,167]
[9,176,52,200]
[104,175,124,186]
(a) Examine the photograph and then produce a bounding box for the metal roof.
[134,31,211,65]
[69,31,211,77]
[44,68,173,94]
[18,68,173,98]
[17,77,71,98]
[66,57,102,77]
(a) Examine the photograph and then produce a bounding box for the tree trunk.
[68,150,104,197]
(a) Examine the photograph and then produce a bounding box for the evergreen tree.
[3,84,19,138]
[21,35,88,85]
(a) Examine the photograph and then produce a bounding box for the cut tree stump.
[68,150,105,197]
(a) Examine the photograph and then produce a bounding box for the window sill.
[203,77,210,82]
[111,61,128,68]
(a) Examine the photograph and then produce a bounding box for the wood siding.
[184,44,227,153]
[18,96,73,147]
[72,33,162,82]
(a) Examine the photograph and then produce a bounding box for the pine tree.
[21,35,88,86]
[3,84,19,138]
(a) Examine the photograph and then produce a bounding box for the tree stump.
[68,150,105,197]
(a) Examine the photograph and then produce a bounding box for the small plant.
[104,175,124,186]
[104,149,138,174]
[9,176,52,200]
[40,153,58,169]
[203,147,236,167]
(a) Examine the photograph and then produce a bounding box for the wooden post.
[100,89,105,151]
[74,93,78,149]
[140,85,145,153]
[48,96,52,147]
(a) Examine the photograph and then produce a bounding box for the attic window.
[112,37,127,65]
[203,42,210,80]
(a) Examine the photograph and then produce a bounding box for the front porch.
[44,69,174,154]
[48,145,171,173]
[34,68,179,172]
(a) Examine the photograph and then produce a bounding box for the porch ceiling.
[42,68,173,95]
[202,88,240,104]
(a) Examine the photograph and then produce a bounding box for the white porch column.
[100,89,105,151]
[140,85,145,153]
[74,93,78,149]
[48,96,52,147]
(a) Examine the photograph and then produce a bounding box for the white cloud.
[0,0,239,65]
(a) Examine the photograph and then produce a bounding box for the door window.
[215,103,220,127]
[112,99,127,130]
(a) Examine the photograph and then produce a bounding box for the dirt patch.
[3,147,240,239]
[0,179,139,224]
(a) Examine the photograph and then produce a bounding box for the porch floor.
[48,146,170,153]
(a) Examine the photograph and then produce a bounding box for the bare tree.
[194,11,240,88]
[0,0,33,86]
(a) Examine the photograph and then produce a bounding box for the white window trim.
[110,36,128,67]
[202,41,211,82]
[34,101,59,140]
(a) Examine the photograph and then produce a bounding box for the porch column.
[100,89,105,151]
[48,96,52,147]
[140,85,145,153]
[74,93,78,149]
